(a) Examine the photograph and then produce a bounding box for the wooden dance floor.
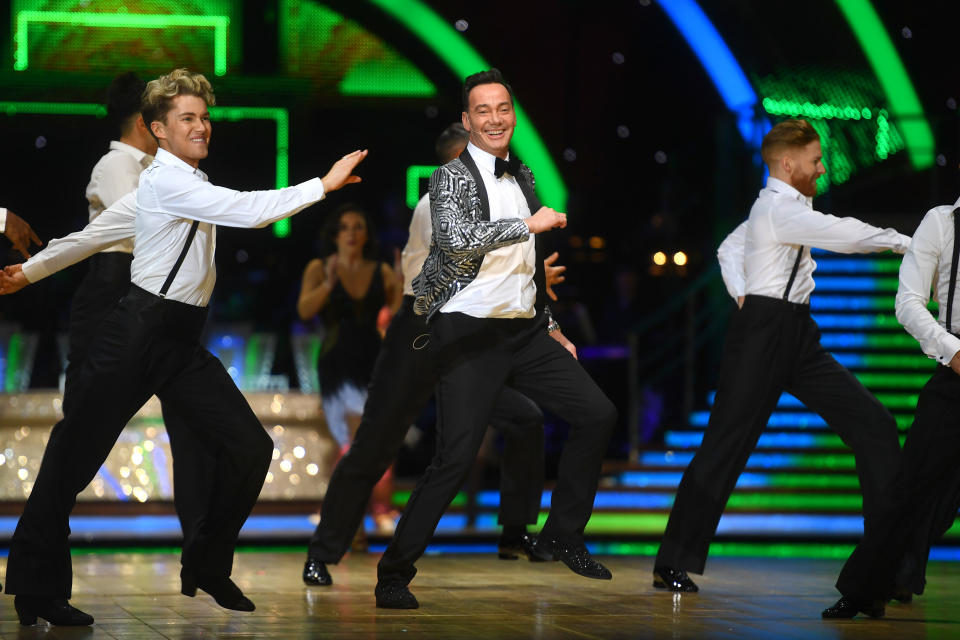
[0,551,958,638]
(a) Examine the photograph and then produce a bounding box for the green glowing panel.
[855,372,932,389]
[406,165,438,209]
[367,0,568,210]
[833,0,934,170]
[12,1,239,76]
[279,0,435,97]
[756,69,905,194]
[0,102,290,237]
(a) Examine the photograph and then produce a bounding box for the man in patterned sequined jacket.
[374,68,618,610]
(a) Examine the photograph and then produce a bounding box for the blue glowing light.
[657,0,768,146]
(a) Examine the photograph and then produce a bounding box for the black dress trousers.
[377,311,617,584]
[837,365,960,601]
[62,253,214,553]
[4,286,273,597]
[307,297,545,563]
[655,295,903,575]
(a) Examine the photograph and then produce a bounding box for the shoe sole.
[652,578,698,592]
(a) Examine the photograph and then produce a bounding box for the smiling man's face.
[462,82,515,159]
[151,94,212,168]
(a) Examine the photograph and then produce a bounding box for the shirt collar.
[154,147,208,181]
[466,142,510,178]
[764,176,809,205]
[110,140,154,167]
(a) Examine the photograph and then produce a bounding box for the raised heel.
[181,573,197,597]
[16,611,37,626]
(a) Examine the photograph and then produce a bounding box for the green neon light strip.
[590,541,860,559]
[14,11,230,76]
[862,334,926,349]
[854,354,936,369]
[366,0,568,211]
[0,102,289,236]
[0,101,105,116]
[855,372,931,388]
[406,165,438,209]
[875,393,918,409]
[763,98,890,160]
[833,0,934,169]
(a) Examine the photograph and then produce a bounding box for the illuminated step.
[814,276,898,292]
[641,450,855,470]
[467,488,867,511]
[811,257,900,273]
[831,353,934,370]
[588,542,960,560]
[811,296,896,311]
[582,513,960,538]
[617,470,860,490]
[812,313,903,330]
[690,409,914,430]
[854,372,930,388]
[819,332,920,349]
[666,430,906,450]
[579,512,866,536]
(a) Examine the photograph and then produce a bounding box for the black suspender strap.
[159,220,200,298]
[783,245,804,301]
[947,209,960,332]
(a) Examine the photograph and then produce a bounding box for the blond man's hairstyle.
[760,119,820,166]
[142,68,216,138]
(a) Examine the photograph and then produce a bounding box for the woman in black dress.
[298,204,401,538]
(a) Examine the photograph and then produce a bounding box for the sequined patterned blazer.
[412,149,550,321]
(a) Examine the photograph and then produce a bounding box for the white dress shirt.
[719,177,910,304]
[0,207,6,234]
[22,193,137,284]
[85,140,154,254]
[896,198,960,365]
[401,193,432,297]
[133,148,325,306]
[441,143,537,318]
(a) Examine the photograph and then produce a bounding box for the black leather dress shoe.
[375,580,419,609]
[303,557,333,586]
[652,566,699,592]
[821,596,885,619]
[182,573,255,612]
[536,537,612,580]
[14,596,94,626]
[498,533,552,562]
[891,589,913,604]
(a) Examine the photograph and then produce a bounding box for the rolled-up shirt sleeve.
[717,220,748,300]
[895,209,960,364]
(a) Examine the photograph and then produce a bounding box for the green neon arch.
[834,0,934,170]
[366,0,568,210]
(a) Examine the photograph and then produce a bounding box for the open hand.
[0,264,29,295]
[4,211,41,259]
[321,149,369,193]
[543,251,566,301]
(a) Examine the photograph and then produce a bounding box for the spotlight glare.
[653,251,667,266]
[673,251,688,266]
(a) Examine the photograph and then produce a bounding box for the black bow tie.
[494,155,521,179]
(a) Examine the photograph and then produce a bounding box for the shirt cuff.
[938,332,960,366]
[22,259,49,284]
[0,207,6,234]
[301,177,325,203]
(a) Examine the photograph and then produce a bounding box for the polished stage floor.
[0,551,958,639]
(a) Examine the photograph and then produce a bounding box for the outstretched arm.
[18,191,137,287]
[772,201,910,255]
